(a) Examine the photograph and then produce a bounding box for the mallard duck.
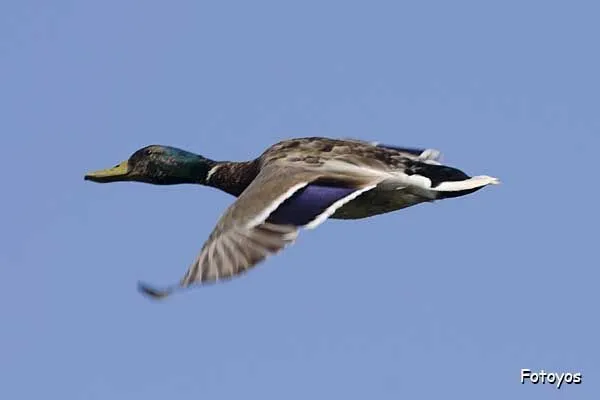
[85,137,499,299]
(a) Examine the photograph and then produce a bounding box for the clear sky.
[1,1,598,399]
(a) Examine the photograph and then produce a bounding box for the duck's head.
[84,145,216,185]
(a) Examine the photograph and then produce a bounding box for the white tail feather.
[434,175,500,192]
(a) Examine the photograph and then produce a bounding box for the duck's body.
[209,137,495,219]
[85,136,499,299]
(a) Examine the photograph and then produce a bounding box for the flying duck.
[85,137,499,299]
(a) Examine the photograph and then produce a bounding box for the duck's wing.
[377,144,442,164]
[341,138,442,164]
[138,164,382,299]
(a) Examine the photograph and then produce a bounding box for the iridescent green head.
[84,145,216,185]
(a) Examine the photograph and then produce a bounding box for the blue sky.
[1,1,598,398]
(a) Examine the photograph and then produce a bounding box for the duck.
[85,137,499,299]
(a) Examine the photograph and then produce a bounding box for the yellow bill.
[84,160,130,183]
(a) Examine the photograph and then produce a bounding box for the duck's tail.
[400,162,500,199]
[433,174,500,199]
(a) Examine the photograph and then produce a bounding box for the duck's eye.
[144,149,152,156]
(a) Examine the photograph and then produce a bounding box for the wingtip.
[419,148,442,162]
[137,281,173,300]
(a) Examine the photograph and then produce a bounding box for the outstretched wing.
[138,165,380,299]
[377,145,442,164]
[342,138,442,164]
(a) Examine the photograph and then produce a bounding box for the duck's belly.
[331,187,432,219]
